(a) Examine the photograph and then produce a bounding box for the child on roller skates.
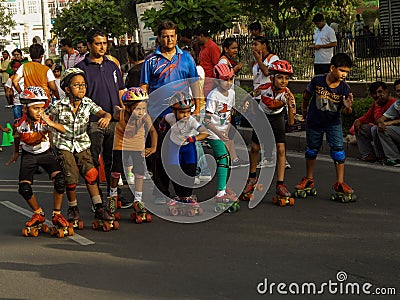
[295,53,355,203]
[239,60,296,206]
[6,86,70,237]
[203,64,240,212]
[160,92,209,217]
[45,68,115,230]
[109,87,157,223]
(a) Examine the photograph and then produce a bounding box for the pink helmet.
[213,63,234,80]
[268,60,294,75]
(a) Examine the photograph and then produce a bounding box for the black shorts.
[111,150,145,176]
[251,110,286,145]
[19,149,61,183]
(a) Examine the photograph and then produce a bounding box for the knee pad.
[53,172,65,194]
[216,153,230,169]
[305,147,319,160]
[66,183,77,191]
[134,173,144,179]
[111,172,121,179]
[85,167,98,185]
[331,149,346,164]
[18,182,33,200]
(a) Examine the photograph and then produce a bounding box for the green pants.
[207,139,229,191]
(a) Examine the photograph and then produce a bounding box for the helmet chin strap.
[69,93,82,108]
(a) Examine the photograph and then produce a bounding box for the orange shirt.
[22,62,51,101]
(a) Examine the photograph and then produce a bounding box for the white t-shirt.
[16,64,56,82]
[205,87,235,140]
[314,24,337,64]
[165,113,202,146]
[55,78,65,99]
[5,77,24,105]
[258,82,291,115]
[252,54,279,97]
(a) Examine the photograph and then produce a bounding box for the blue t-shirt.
[140,46,199,118]
[306,74,351,129]
[76,56,125,122]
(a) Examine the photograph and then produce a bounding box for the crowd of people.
[0,14,399,233]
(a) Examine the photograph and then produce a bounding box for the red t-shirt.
[358,97,396,124]
[199,39,220,96]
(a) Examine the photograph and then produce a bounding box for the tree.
[51,0,128,43]
[141,0,242,35]
[0,0,16,36]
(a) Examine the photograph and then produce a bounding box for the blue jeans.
[13,105,23,120]
[306,124,344,161]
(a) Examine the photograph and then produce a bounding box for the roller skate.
[239,177,263,201]
[166,197,181,216]
[50,213,74,238]
[92,205,119,232]
[293,177,317,198]
[272,183,295,207]
[67,206,84,230]
[180,196,203,217]
[130,201,152,224]
[22,212,49,237]
[214,188,240,213]
[331,182,357,203]
[106,196,120,220]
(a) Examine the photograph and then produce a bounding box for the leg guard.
[111,172,121,179]
[216,153,230,169]
[305,147,319,160]
[19,182,33,200]
[53,172,65,194]
[330,149,346,164]
[85,167,99,185]
[66,183,77,191]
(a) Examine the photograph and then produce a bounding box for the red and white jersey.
[258,82,292,115]
[14,116,50,154]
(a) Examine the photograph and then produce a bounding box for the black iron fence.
[215,27,400,82]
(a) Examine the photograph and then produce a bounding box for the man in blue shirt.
[76,28,125,200]
[140,20,202,203]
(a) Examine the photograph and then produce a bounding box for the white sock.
[109,187,118,197]
[216,190,226,197]
[134,191,143,202]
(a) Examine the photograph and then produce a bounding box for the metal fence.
[215,27,400,82]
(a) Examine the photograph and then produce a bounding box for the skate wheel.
[57,229,64,238]
[187,209,195,217]
[130,212,136,222]
[113,221,119,230]
[50,227,57,235]
[117,201,122,209]
[22,228,28,237]
[67,227,74,236]
[135,215,142,224]
[214,206,222,213]
[227,205,236,213]
[114,212,121,221]
[78,220,84,230]
[92,221,99,230]
[170,208,179,216]
[102,222,111,232]
[310,188,317,196]
[41,224,49,233]
[279,199,286,207]
[272,196,279,205]
[289,198,295,206]
[145,213,152,223]
[31,228,39,237]
[257,184,263,191]
[198,207,204,215]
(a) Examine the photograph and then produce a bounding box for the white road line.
[0,201,95,246]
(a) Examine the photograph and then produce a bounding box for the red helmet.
[213,63,234,80]
[169,92,194,110]
[268,60,294,75]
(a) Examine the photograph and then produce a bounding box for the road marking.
[0,201,95,246]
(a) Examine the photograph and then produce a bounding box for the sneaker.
[194,176,201,185]
[154,196,167,205]
[285,159,291,169]
[126,172,135,185]
[118,175,124,186]
[257,158,274,168]
[361,153,377,163]
[198,175,212,182]
[384,159,400,167]
[95,206,115,221]
[119,195,133,209]
[67,206,80,221]
[230,158,249,168]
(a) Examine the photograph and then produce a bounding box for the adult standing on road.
[1,51,11,106]
[12,44,59,105]
[74,40,89,66]
[60,38,79,69]
[310,13,337,75]
[75,28,125,193]
[194,26,221,97]
[140,20,201,204]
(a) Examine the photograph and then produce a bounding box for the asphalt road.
[0,89,399,299]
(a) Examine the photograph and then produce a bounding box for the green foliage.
[0,0,16,36]
[51,0,128,43]
[362,9,379,27]
[141,0,242,35]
